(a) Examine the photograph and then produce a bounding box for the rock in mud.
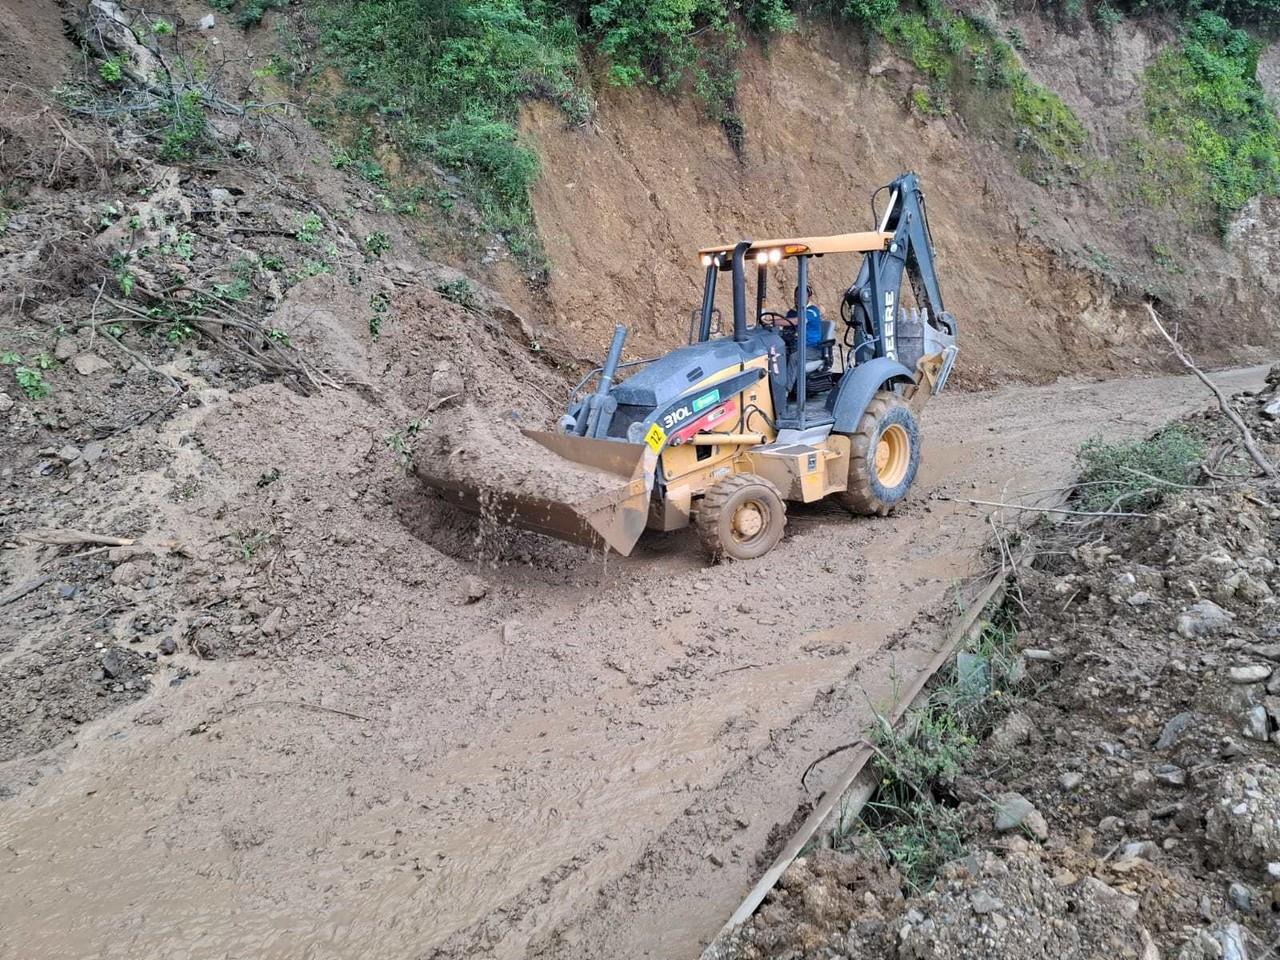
[461,575,488,604]
[158,636,176,655]
[895,853,1149,960]
[1262,397,1280,420]
[1242,705,1269,741]
[0,391,12,414]
[1227,881,1254,913]
[989,711,1033,751]
[101,648,126,679]
[993,792,1048,840]
[1229,664,1273,684]
[1177,600,1233,639]
[261,606,283,636]
[1205,763,1280,868]
[71,353,111,376]
[1156,712,1195,750]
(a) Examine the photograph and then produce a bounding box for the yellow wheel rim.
[731,501,765,541]
[875,424,911,488]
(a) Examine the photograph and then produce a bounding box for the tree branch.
[1145,303,1276,479]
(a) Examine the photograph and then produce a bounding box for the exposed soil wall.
[520,24,1280,386]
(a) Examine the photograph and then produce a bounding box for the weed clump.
[849,607,1021,892]
[1075,424,1204,512]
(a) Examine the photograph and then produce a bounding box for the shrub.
[1142,13,1280,226]
[1075,424,1204,512]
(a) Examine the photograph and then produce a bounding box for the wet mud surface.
[0,362,1268,960]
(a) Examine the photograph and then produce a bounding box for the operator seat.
[806,318,837,374]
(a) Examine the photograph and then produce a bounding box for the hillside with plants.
[253,0,1280,379]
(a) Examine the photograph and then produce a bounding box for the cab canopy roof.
[696,230,893,266]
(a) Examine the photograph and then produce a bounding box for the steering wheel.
[757,310,790,329]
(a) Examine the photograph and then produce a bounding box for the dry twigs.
[18,529,135,547]
[1145,303,1277,479]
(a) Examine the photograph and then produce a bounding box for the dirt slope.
[521,27,1280,385]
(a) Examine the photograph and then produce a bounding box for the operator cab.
[693,230,896,432]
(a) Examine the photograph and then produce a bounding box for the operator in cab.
[783,284,824,349]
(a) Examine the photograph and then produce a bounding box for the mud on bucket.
[412,429,657,556]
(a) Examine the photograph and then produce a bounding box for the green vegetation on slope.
[851,0,1088,176]
[289,0,1274,258]
[1141,12,1280,227]
[308,0,586,255]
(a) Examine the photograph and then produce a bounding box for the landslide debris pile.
[734,368,1280,959]
[0,2,574,790]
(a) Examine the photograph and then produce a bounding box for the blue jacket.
[785,304,824,347]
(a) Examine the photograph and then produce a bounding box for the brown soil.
[730,374,1280,959]
[0,3,1277,959]
[519,28,1280,387]
[414,405,625,505]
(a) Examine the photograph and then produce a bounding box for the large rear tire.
[838,390,921,516]
[697,473,787,561]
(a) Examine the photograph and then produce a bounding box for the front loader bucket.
[414,429,657,556]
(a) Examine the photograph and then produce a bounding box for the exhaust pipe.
[731,240,752,343]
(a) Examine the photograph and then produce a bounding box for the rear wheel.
[839,390,921,516]
[697,473,787,561]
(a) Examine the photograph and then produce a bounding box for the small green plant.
[213,277,251,301]
[434,277,476,310]
[110,251,136,298]
[150,17,175,35]
[163,232,196,261]
[1151,242,1184,273]
[369,291,390,339]
[261,253,285,271]
[295,212,323,245]
[384,417,425,467]
[232,529,271,560]
[1,351,20,366]
[362,231,392,259]
[849,604,1021,893]
[296,258,331,280]
[1075,424,1204,512]
[1084,242,1114,273]
[266,327,292,346]
[11,362,51,400]
[1094,3,1122,34]
[1142,13,1280,227]
[157,89,209,162]
[99,57,125,84]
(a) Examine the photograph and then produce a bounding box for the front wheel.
[696,473,787,561]
[838,390,921,516]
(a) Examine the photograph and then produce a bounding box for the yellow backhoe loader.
[415,172,958,560]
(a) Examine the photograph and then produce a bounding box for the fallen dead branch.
[950,497,1149,519]
[1146,303,1277,479]
[18,529,135,547]
[235,700,378,723]
[0,575,56,607]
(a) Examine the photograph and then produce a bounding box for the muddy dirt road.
[0,365,1268,960]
